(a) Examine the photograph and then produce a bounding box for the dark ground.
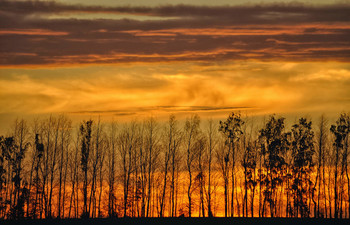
[1,217,350,225]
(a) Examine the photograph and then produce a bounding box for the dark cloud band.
[0,0,349,66]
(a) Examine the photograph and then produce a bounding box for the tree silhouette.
[315,115,328,218]
[219,112,244,217]
[88,118,105,218]
[206,119,217,217]
[0,112,349,219]
[184,114,201,217]
[0,136,13,218]
[330,113,350,218]
[118,121,137,217]
[194,135,206,217]
[159,115,181,217]
[30,133,44,218]
[259,115,289,217]
[0,120,30,219]
[80,120,93,218]
[242,141,257,217]
[145,117,159,217]
[107,122,118,218]
[290,118,315,217]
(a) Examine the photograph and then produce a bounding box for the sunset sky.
[0,0,350,131]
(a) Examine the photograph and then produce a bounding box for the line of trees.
[0,112,349,219]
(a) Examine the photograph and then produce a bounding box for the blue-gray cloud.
[0,0,349,65]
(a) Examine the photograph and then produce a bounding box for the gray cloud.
[2,1,350,21]
[0,0,349,65]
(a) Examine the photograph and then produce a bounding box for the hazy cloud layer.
[1,0,350,65]
[1,62,349,115]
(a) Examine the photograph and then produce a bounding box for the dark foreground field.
[1,217,350,225]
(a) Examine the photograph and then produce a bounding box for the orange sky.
[0,0,349,132]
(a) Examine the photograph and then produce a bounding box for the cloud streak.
[2,1,350,21]
[0,0,349,66]
[71,106,253,116]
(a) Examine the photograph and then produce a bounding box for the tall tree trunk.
[334,146,339,218]
[231,144,235,217]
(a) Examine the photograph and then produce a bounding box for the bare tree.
[315,115,328,217]
[47,116,63,218]
[144,117,159,217]
[107,122,118,217]
[118,121,137,217]
[26,118,41,218]
[168,116,182,217]
[68,127,81,218]
[57,116,71,218]
[31,132,44,219]
[97,131,106,218]
[195,135,206,217]
[206,119,217,217]
[88,118,104,218]
[40,116,52,219]
[216,136,230,217]
[184,114,200,217]
[138,124,147,217]
[159,115,181,217]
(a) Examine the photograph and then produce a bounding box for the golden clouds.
[0,61,349,117]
